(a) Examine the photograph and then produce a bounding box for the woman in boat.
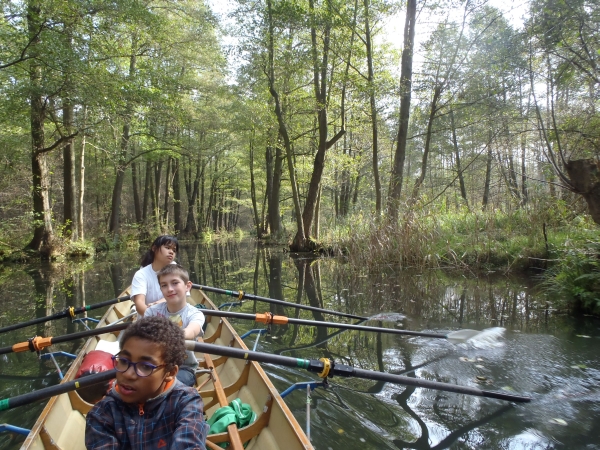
[131,235,179,316]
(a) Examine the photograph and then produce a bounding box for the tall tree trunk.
[450,109,468,207]
[142,160,152,223]
[217,190,224,231]
[208,177,218,231]
[163,157,172,227]
[199,165,206,233]
[268,144,282,236]
[388,0,417,221]
[507,150,520,202]
[364,0,381,214]
[184,159,201,234]
[78,106,87,240]
[62,24,77,240]
[132,156,142,223]
[482,132,493,209]
[26,1,54,253]
[108,34,137,235]
[410,86,441,204]
[249,133,262,237]
[313,185,321,239]
[153,160,163,226]
[63,98,77,239]
[109,164,127,235]
[173,157,182,234]
[266,0,304,248]
[292,0,344,250]
[264,145,274,235]
[339,1,357,218]
[520,127,528,205]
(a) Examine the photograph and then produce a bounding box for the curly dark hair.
[119,316,187,368]
[140,235,179,267]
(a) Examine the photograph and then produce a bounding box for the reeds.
[324,203,593,275]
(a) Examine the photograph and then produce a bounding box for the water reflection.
[0,241,599,449]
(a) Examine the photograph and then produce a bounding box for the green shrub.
[543,238,600,314]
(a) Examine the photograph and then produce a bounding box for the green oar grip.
[0,369,117,411]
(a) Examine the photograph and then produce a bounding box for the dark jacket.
[85,379,208,450]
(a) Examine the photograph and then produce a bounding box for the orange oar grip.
[255,313,288,325]
[12,336,53,353]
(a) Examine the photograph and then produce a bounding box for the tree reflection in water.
[1,241,596,450]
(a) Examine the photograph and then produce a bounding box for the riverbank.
[322,208,600,315]
[1,206,599,315]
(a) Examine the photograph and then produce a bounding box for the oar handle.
[185,341,531,403]
[0,370,117,411]
[87,295,131,311]
[0,322,130,355]
[192,284,366,320]
[50,322,130,346]
[0,295,131,335]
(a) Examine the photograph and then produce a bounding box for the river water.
[0,240,599,449]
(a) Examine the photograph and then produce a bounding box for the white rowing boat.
[21,288,313,450]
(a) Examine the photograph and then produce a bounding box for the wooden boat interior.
[20,289,312,450]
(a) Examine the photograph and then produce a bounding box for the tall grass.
[322,200,597,276]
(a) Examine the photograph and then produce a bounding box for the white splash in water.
[465,327,506,348]
[367,313,407,322]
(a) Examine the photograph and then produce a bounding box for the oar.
[0,282,360,333]
[0,322,130,355]
[201,309,487,344]
[0,369,117,412]
[0,294,131,335]
[192,284,365,320]
[186,341,531,403]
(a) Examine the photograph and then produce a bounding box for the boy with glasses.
[85,316,208,449]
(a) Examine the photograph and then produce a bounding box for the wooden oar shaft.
[185,341,531,403]
[0,322,130,355]
[0,370,117,412]
[201,309,447,339]
[192,284,365,320]
[0,295,131,335]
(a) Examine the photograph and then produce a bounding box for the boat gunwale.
[20,288,313,450]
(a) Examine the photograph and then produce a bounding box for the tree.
[527,0,600,223]
[25,0,77,253]
[290,0,346,251]
[387,0,416,221]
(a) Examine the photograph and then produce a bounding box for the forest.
[0,0,598,309]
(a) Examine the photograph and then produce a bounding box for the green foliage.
[543,236,600,314]
[326,199,596,276]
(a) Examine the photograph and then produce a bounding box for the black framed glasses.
[112,355,167,377]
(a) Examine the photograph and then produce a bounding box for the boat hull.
[20,288,313,450]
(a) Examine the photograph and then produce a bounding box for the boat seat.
[55,410,86,450]
[39,407,86,450]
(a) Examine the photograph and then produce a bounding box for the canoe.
[20,288,313,450]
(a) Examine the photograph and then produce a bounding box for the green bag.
[207,398,257,448]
